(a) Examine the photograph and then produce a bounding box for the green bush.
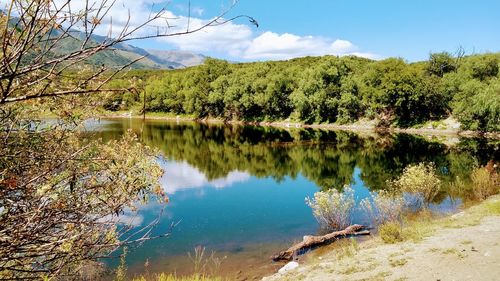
[452,79,500,132]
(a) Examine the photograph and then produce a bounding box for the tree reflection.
[99,119,499,198]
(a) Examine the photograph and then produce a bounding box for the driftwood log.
[272,224,370,261]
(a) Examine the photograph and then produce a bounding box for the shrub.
[448,164,499,201]
[360,190,405,226]
[391,162,441,206]
[379,221,403,244]
[470,166,499,200]
[306,185,355,231]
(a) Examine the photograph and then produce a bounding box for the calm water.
[91,118,499,279]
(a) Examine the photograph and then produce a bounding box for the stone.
[278,261,299,274]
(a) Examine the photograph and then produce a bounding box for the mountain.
[4,13,204,70]
[57,32,206,70]
[145,49,206,68]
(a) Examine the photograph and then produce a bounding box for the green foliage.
[466,54,499,81]
[107,53,500,131]
[427,52,456,77]
[0,121,166,278]
[452,79,500,132]
[306,185,355,231]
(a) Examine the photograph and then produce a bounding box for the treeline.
[106,53,500,131]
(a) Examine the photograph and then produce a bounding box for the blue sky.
[227,0,500,61]
[66,0,500,62]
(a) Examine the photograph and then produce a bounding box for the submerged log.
[272,224,370,261]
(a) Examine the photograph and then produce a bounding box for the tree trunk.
[272,224,370,261]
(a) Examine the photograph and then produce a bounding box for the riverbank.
[100,113,500,139]
[263,195,500,281]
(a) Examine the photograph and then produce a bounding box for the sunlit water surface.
[89,118,499,280]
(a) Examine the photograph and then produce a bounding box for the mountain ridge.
[60,31,206,69]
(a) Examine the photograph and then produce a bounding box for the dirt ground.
[263,198,500,281]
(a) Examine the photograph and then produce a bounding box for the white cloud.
[2,0,378,60]
[242,32,376,60]
[159,161,250,194]
[158,17,254,57]
[331,39,355,54]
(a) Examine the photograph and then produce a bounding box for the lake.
[92,118,499,280]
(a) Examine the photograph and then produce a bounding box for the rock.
[278,261,299,274]
[303,235,313,241]
[451,212,465,219]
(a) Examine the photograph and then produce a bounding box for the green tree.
[427,52,456,77]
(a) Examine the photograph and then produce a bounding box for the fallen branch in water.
[272,224,370,261]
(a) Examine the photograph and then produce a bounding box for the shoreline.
[100,114,500,139]
[263,195,500,281]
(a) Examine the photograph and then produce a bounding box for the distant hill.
[4,13,206,70]
[57,31,206,70]
[145,49,206,68]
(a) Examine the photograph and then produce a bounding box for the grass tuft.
[379,222,403,244]
[133,274,224,281]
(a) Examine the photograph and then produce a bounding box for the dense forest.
[105,52,500,132]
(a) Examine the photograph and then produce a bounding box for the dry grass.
[378,195,500,245]
[379,222,403,244]
[447,165,499,201]
[334,238,360,260]
[389,257,408,267]
[133,274,224,281]
[470,167,499,200]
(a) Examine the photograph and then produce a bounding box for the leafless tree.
[0,0,256,279]
[0,0,256,104]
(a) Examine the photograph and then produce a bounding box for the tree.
[467,54,499,81]
[0,0,256,278]
[427,52,456,77]
[453,79,500,131]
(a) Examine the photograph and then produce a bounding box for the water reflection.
[159,160,250,194]
[97,118,499,199]
[93,118,499,279]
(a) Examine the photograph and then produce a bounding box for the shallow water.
[91,118,499,280]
